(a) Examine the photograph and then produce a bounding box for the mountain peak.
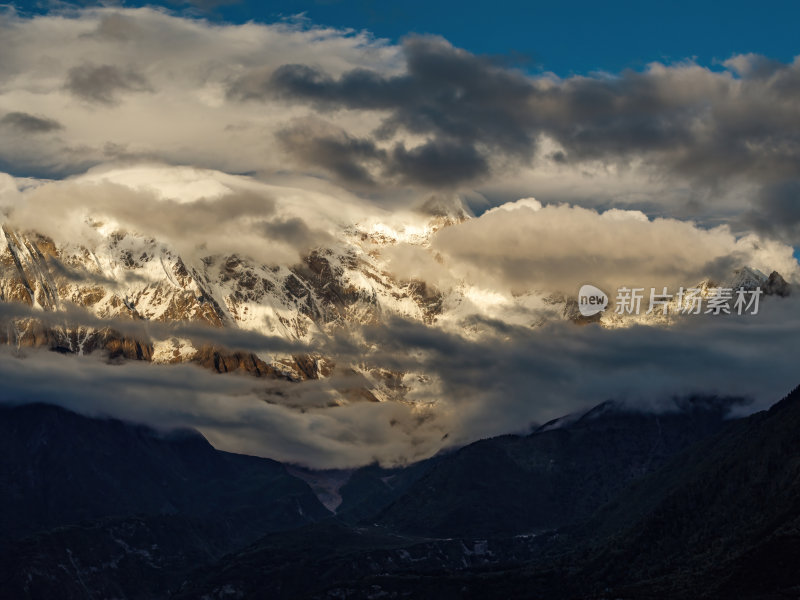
[416,193,472,223]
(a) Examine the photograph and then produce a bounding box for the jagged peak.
[416,193,472,223]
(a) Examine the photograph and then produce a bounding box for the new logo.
[578,284,608,317]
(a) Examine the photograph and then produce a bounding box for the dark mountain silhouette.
[302,385,800,599]
[0,403,329,543]
[0,402,330,598]
[5,389,800,599]
[551,383,800,599]
[173,397,741,599]
[371,397,735,537]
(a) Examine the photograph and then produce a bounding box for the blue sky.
[220,0,800,75]
[10,0,800,75]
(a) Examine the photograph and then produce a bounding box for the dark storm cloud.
[537,62,800,187]
[263,37,535,154]
[65,63,152,105]
[388,139,489,187]
[261,217,336,251]
[0,112,64,133]
[237,37,800,200]
[235,36,537,188]
[275,118,490,187]
[276,122,385,187]
[742,179,800,244]
[0,112,63,133]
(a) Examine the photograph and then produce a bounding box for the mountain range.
[4,388,799,599]
[1,213,791,414]
[178,386,800,599]
[1,167,792,407]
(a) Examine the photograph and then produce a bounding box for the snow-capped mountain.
[0,222,438,380]
[0,169,478,402]
[0,166,792,402]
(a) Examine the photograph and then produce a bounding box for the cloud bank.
[2,293,800,468]
[0,7,797,235]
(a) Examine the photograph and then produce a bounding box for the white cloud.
[0,7,398,178]
[430,202,800,296]
[4,164,387,267]
[484,196,542,215]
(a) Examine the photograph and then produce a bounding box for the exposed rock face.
[0,219,447,391]
[561,296,603,325]
[0,317,153,361]
[94,332,154,361]
[191,346,291,379]
[764,270,791,296]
